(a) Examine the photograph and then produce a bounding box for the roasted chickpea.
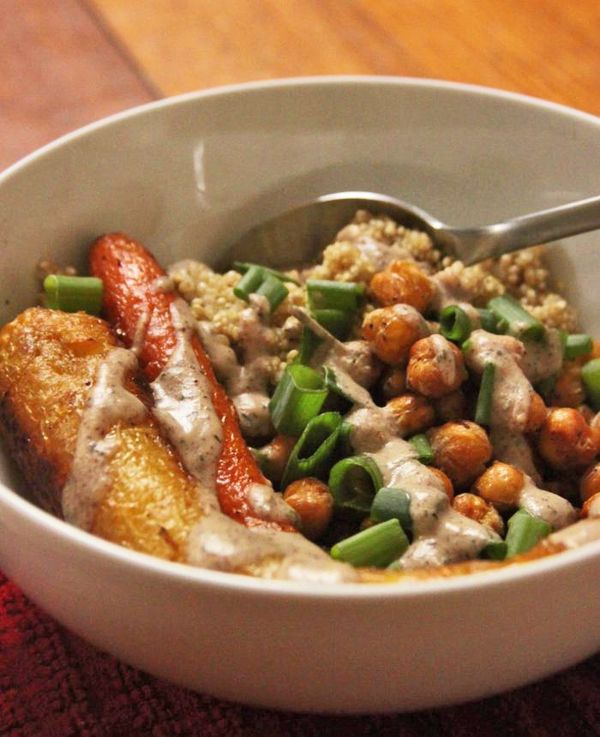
[386,392,435,437]
[473,461,524,510]
[283,478,333,540]
[380,366,407,400]
[433,390,467,423]
[580,462,600,503]
[525,392,547,433]
[362,304,428,365]
[427,421,492,488]
[552,361,586,408]
[582,491,600,518]
[452,493,504,535]
[369,260,435,312]
[428,466,454,501]
[406,336,467,398]
[255,435,296,485]
[538,408,599,470]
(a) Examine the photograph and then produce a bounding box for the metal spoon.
[225,191,600,268]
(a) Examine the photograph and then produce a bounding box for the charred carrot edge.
[89,233,295,531]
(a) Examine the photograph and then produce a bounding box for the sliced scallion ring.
[328,455,383,516]
[439,305,472,344]
[269,364,328,436]
[280,412,343,488]
[330,519,409,568]
[306,280,365,311]
[43,274,103,315]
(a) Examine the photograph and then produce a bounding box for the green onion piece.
[330,519,409,568]
[475,361,496,426]
[477,308,508,335]
[487,294,545,341]
[269,364,328,436]
[564,333,593,360]
[306,280,365,311]
[581,357,600,410]
[370,487,412,534]
[505,508,552,558]
[233,261,300,285]
[297,327,322,364]
[408,433,434,465]
[256,273,289,311]
[233,264,265,301]
[480,540,508,561]
[439,305,472,344]
[43,275,103,315]
[281,412,343,487]
[329,455,383,516]
[233,266,289,310]
[313,308,354,340]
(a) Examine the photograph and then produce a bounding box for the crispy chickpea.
[369,260,435,312]
[582,491,600,518]
[386,392,435,437]
[428,466,454,501]
[473,461,524,510]
[525,392,547,433]
[283,478,333,540]
[427,421,492,489]
[552,361,586,408]
[255,435,296,485]
[406,336,467,398]
[433,390,467,423]
[580,462,600,503]
[362,304,428,365]
[380,366,407,400]
[538,407,599,470]
[452,493,505,535]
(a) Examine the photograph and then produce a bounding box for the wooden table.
[1,1,599,733]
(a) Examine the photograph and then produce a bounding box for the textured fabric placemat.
[1,571,598,737]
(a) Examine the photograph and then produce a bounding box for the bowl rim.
[1,74,600,601]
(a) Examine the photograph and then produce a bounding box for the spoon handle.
[452,195,600,264]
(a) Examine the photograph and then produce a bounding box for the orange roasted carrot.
[90,233,295,531]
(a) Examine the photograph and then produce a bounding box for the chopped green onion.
[439,305,472,344]
[234,266,289,310]
[329,455,383,516]
[281,412,343,487]
[477,308,507,334]
[505,508,552,558]
[581,357,600,410]
[256,273,288,311]
[43,275,103,315]
[480,540,508,561]
[564,333,593,360]
[306,280,365,311]
[297,327,322,364]
[370,487,412,534]
[330,519,409,568]
[312,308,354,340]
[408,433,434,465]
[475,362,496,426]
[487,294,545,341]
[269,364,328,436]
[233,261,300,285]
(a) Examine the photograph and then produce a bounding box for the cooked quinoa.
[169,210,578,368]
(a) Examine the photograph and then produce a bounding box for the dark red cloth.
[1,571,599,737]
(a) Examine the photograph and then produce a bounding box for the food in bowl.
[1,210,599,583]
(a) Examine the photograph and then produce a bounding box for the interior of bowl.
[2,76,600,591]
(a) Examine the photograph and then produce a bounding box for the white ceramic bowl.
[1,77,600,714]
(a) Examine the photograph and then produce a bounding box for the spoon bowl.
[225,190,600,269]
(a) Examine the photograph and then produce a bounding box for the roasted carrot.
[90,233,295,531]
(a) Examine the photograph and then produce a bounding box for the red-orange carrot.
[90,233,295,531]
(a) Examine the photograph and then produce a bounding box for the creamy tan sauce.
[429,334,459,388]
[466,330,533,432]
[490,427,539,480]
[521,329,563,383]
[519,476,577,530]
[151,300,223,493]
[62,348,147,529]
[431,265,482,327]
